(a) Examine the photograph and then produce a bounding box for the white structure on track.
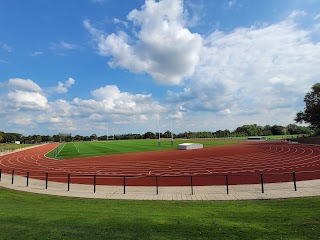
[178,143,203,150]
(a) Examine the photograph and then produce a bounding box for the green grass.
[0,188,319,239]
[46,139,236,160]
[0,144,34,152]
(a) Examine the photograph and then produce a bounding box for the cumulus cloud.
[8,91,48,110]
[8,78,42,92]
[84,0,202,85]
[2,76,165,134]
[113,18,128,28]
[52,77,76,94]
[74,85,164,115]
[168,111,184,119]
[6,78,48,111]
[167,11,320,124]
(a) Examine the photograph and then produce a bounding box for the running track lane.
[0,142,320,186]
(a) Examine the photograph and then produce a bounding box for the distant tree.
[52,135,60,142]
[271,125,285,135]
[143,131,156,139]
[5,133,17,143]
[0,131,5,143]
[90,134,98,141]
[41,135,52,142]
[262,125,273,136]
[295,83,320,131]
[74,135,83,141]
[162,130,172,138]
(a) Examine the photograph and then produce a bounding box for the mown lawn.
[46,139,236,159]
[0,144,34,152]
[0,188,319,239]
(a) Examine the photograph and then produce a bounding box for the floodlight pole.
[113,127,115,141]
[107,127,109,141]
[170,118,173,146]
[158,116,161,147]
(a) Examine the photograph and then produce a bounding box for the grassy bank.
[0,144,34,152]
[0,188,319,239]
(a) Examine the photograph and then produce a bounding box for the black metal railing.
[1,167,320,195]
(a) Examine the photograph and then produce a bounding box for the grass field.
[0,188,319,239]
[46,139,236,160]
[0,144,33,152]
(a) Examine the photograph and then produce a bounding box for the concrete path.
[1,173,320,201]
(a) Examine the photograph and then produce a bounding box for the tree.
[295,83,320,130]
[162,130,172,138]
[271,125,285,135]
[90,134,98,141]
[143,132,156,139]
[0,131,5,143]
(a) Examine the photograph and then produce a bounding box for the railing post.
[45,173,48,189]
[156,176,158,195]
[0,169,2,182]
[68,174,70,191]
[124,176,126,194]
[260,174,264,193]
[226,175,229,194]
[293,172,297,191]
[94,175,96,193]
[12,170,14,184]
[190,176,193,195]
[27,172,29,187]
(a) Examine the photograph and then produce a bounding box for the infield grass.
[46,139,236,160]
[0,188,319,239]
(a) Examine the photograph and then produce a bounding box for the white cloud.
[288,10,306,20]
[314,13,320,21]
[1,77,166,134]
[167,11,320,124]
[84,0,202,85]
[168,111,184,119]
[50,41,78,50]
[114,18,128,28]
[11,116,33,126]
[75,85,164,115]
[52,77,76,94]
[30,51,43,57]
[8,78,42,92]
[8,91,48,110]
[0,42,13,52]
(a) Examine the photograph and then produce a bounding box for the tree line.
[0,123,312,144]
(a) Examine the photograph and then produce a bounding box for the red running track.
[1,141,320,186]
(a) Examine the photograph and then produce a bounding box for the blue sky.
[1,0,320,136]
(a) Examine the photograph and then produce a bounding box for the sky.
[1,0,320,136]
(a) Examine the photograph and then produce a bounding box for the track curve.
[1,141,320,186]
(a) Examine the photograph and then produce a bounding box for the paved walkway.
[1,173,320,200]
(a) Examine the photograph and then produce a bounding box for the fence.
[1,168,320,197]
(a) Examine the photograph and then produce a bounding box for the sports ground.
[1,139,320,239]
[1,139,320,187]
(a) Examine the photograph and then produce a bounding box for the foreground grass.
[46,139,236,159]
[0,188,319,239]
[0,144,33,152]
